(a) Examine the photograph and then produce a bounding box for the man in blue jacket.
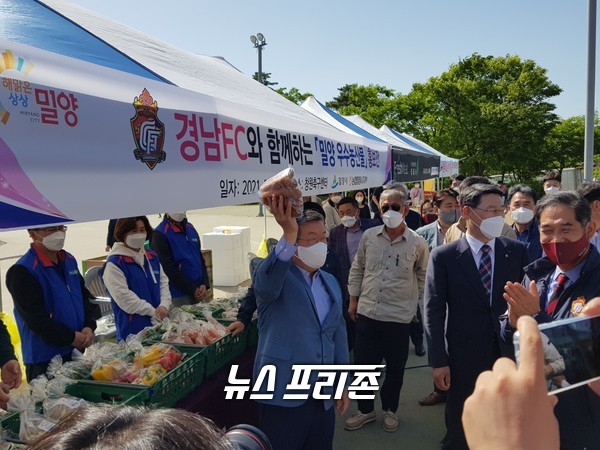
[502,191,600,449]
[6,225,98,381]
[152,212,210,306]
[253,195,349,450]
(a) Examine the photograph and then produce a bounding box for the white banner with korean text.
[0,39,390,230]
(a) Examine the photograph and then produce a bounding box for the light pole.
[250,33,267,216]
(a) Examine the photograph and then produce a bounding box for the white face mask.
[511,207,534,225]
[125,233,147,249]
[341,216,357,228]
[41,231,66,252]
[331,196,342,204]
[296,242,328,269]
[382,210,404,229]
[355,196,364,203]
[168,212,186,222]
[471,209,505,239]
[544,186,560,194]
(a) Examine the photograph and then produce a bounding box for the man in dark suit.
[502,191,600,449]
[415,188,460,406]
[328,196,379,351]
[253,196,349,450]
[424,183,528,450]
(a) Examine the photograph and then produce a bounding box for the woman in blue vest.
[103,217,171,341]
[6,225,98,381]
[151,212,210,306]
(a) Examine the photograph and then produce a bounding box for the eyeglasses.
[381,204,403,213]
[474,207,506,216]
[37,225,68,233]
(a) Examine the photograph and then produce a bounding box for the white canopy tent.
[0,0,388,230]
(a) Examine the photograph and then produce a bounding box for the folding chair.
[84,265,116,340]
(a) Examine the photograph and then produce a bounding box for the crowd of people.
[1,171,600,449]
[246,171,600,450]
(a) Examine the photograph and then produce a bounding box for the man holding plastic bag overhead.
[253,169,349,450]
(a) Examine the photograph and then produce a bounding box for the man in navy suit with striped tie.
[424,183,528,450]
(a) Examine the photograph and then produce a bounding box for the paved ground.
[0,204,446,449]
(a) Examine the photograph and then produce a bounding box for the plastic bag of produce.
[29,376,48,404]
[47,355,92,381]
[131,364,167,386]
[6,388,35,414]
[42,396,87,421]
[259,167,303,217]
[19,411,56,443]
[46,376,75,398]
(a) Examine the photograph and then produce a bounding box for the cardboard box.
[81,255,107,274]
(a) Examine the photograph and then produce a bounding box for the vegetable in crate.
[158,349,182,372]
[132,365,167,386]
[259,167,303,217]
[91,364,118,382]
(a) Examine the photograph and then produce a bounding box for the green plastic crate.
[204,330,247,377]
[65,381,149,405]
[146,351,205,407]
[217,318,257,350]
[0,412,20,438]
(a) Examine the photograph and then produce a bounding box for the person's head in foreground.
[28,405,232,450]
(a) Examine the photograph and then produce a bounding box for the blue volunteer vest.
[154,219,204,297]
[14,245,85,364]
[106,250,161,341]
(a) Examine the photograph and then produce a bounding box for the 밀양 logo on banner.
[131,88,166,170]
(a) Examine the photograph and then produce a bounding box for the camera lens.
[223,424,272,450]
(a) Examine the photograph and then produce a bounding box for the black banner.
[391,146,440,182]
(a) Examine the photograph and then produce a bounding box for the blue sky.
[70,0,593,120]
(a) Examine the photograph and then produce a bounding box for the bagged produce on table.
[259,167,303,217]
[47,354,92,381]
[6,387,36,414]
[158,348,182,372]
[18,411,56,443]
[90,359,128,382]
[133,343,177,368]
[29,376,48,404]
[42,396,87,421]
[132,364,167,386]
[83,341,132,366]
[46,376,75,398]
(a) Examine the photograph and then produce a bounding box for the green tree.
[326,84,398,126]
[275,87,313,105]
[252,72,278,88]
[544,114,600,172]
[401,53,562,179]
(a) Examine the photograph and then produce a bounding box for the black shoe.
[419,391,447,406]
[415,346,426,357]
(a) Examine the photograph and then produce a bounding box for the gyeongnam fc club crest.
[131,88,166,170]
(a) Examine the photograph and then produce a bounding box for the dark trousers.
[258,398,335,450]
[442,340,501,450]
[409,305,424,349]
[354,314,411,414]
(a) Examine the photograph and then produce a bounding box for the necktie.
[479,244,492,301]
[546,273,568,315]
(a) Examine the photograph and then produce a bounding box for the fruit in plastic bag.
[91,364,117,382]
[259,167,303,217]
